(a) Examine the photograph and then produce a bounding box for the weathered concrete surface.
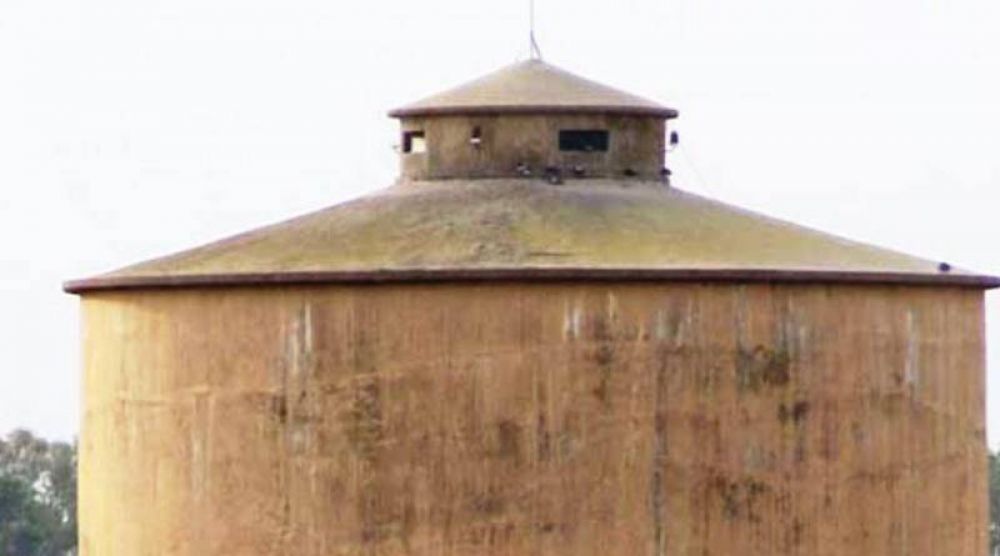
[399,115,666,180]
[79,283,987,555]
[70,181,972,289]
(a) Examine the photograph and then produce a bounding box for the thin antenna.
[529,0,543,59]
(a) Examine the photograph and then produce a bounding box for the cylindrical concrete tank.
[68,60,998,556]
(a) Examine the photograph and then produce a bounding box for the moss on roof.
[66,179,997,292]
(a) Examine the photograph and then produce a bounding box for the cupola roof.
[389,59,677,119]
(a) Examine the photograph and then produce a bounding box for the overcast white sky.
[1,0,998,445]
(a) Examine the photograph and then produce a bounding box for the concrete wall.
[399,114,666,181]
[79,283,987,555]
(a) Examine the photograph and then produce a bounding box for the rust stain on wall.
[78,283,988,555]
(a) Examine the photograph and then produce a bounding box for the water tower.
[67,58,998,555]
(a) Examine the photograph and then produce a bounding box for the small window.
[402,131,426,154]
[559,130,609,152]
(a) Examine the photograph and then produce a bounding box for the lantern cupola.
[390,59,678,182]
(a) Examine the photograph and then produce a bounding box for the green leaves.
[0,430,77,556]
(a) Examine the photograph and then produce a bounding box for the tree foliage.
[0,430,76,556]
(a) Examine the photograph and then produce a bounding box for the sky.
[1,0,998,444]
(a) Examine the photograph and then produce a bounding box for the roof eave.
[64,268,1000,295]
[388,105,680,119]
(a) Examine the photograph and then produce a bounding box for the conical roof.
[65,181,998,292]
[389,59,678,118]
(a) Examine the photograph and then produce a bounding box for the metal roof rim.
[64,267,1000,294]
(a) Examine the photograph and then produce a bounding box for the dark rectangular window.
[402,131,426,154]
[559,130,609,152]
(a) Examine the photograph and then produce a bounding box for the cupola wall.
[398,114,666,181]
